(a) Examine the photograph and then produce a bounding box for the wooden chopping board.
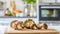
[4,27,59,34]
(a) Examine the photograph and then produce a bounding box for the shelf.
[0,16,37,18]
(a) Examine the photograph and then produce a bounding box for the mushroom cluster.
[10,19,48,30]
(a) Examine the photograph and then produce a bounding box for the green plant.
[22,0,36,4]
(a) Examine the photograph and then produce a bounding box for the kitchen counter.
[4,27,59,34]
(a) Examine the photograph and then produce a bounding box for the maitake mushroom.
[31,24,38,30]
[10,19,48,30]
[10,20,18,30]
[16,21,24,30]
[36,24,42,29]
[24,19,35,29]
[42,23,48,29]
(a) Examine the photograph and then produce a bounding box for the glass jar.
[30,4,37,17]
[24,4,37,17]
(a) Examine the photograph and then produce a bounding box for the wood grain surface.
[4,27,59,34]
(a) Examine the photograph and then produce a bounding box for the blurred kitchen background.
[0,0,60,34]
[0,0,38,26]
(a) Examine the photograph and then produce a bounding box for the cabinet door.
[41,0,55,3]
